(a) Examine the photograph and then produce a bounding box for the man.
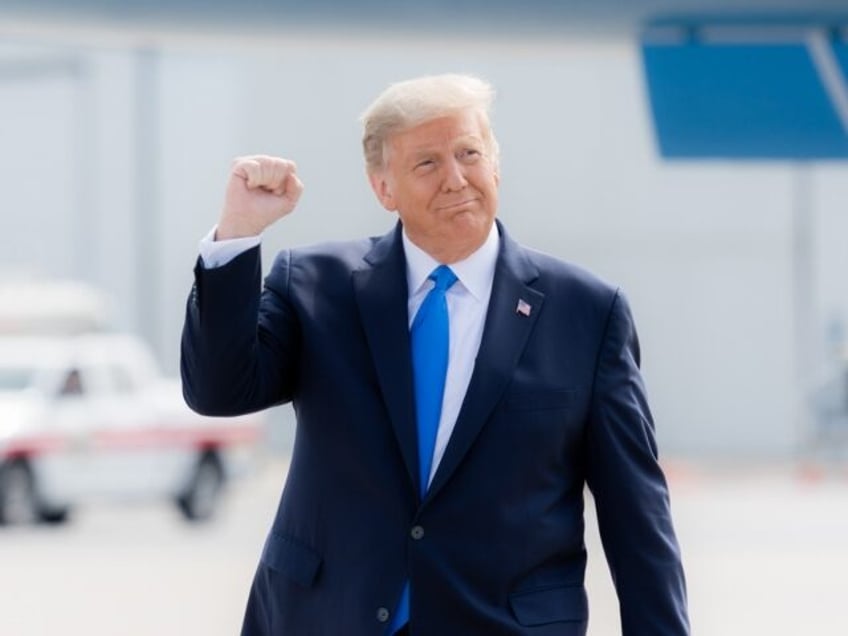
[181,74,689,635]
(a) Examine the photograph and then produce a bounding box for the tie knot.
[429,265,458,291]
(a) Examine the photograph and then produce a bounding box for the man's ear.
[368,171,396,211]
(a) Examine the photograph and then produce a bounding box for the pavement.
[1,456,847,635]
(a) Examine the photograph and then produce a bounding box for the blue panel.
[642,40,848,159]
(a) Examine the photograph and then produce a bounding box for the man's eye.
[415,160,434,170]
[460,149,481,160]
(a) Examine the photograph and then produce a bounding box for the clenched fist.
[216,155,304,240]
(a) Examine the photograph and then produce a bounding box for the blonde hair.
[360,73,499,173]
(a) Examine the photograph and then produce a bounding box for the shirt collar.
[402,221,500,301]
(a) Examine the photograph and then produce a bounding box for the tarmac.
[1,456,847,635]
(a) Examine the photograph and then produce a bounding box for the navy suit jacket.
[181,221,689,635]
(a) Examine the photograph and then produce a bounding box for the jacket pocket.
[260,531,322,588]
[505,389,577,411]
[509,585,588,626]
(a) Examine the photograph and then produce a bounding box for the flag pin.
[516,299,532,317]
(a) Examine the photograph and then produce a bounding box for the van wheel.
[177,453,224,522]
[0,461,38,525]
[39,506,70,524]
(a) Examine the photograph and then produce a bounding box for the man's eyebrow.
[410,147,436,157]
[404,134,485,164]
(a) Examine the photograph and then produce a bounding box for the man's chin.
[451,210,492,227]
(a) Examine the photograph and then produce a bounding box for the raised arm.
[180,156,305,416]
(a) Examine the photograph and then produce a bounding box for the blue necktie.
[388,265,457,635]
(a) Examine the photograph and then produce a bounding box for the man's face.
[369,108,499,263]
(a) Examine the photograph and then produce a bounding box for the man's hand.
[216,155,304,240]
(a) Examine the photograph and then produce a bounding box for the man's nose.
[441,159,468,191]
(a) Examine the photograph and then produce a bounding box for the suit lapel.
[426,223,544,502]
[352,224,421,496]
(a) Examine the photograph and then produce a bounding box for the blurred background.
[1,1,847,634]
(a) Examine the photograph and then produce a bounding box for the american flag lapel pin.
[516,298,532,317]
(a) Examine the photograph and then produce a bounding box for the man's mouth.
[438,198,477,211]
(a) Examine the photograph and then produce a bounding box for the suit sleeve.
[180,245,301,416]
[585,290,690,635]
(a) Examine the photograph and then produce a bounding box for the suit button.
[410,525,424,540]
[376,607,390,623]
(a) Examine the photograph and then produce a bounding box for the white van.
[0,333,264,524]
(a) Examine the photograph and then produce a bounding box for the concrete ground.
[1,457,846,635]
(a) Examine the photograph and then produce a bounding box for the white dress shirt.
[401,224,498,487]
[198,222,500,487]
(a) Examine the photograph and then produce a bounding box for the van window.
[0,368,34,391]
